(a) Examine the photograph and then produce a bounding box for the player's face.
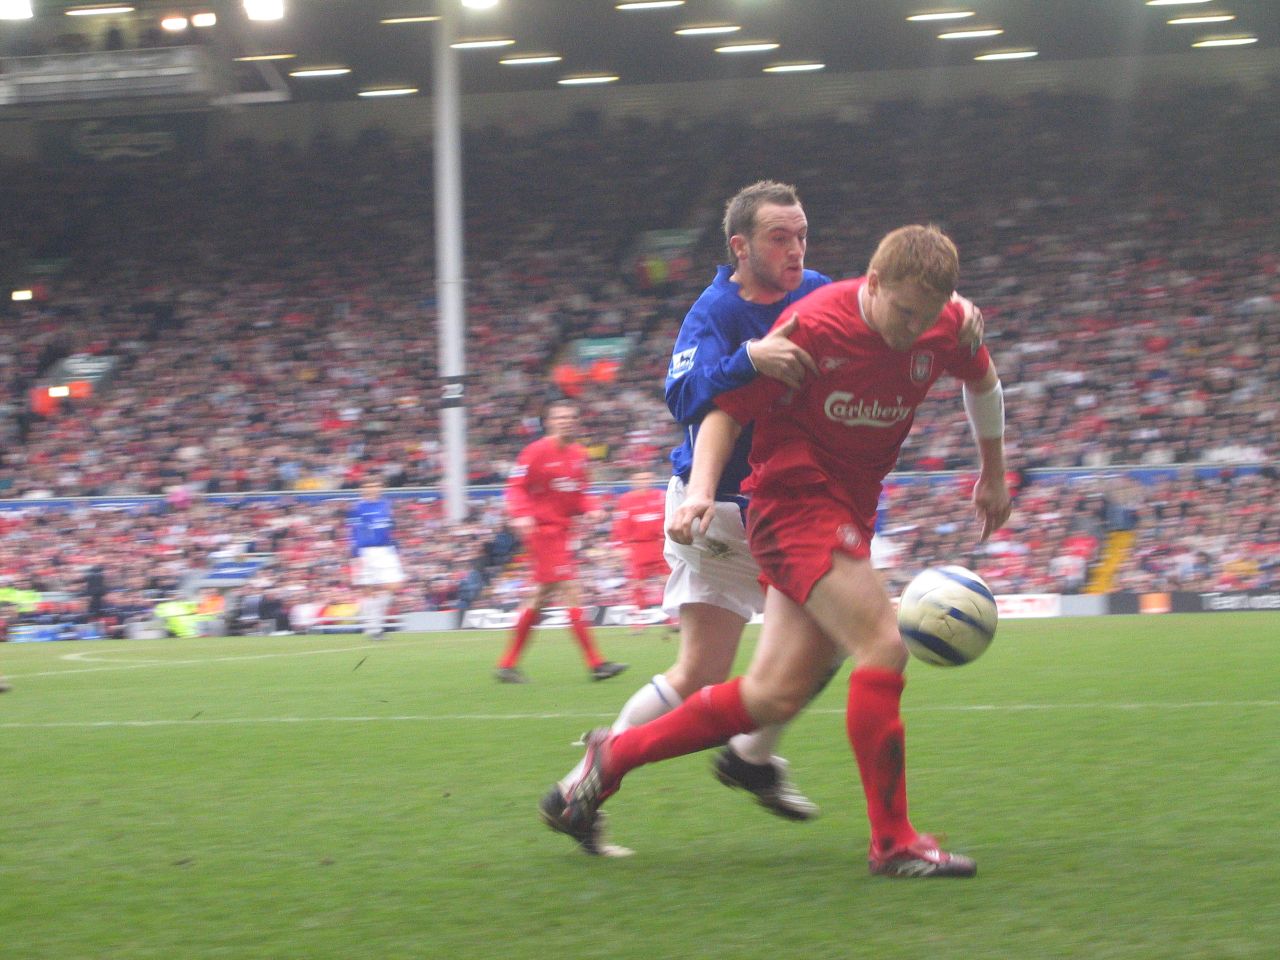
[865,273,949,352]
[734,203,807,302]
[361,481,382,499]
[544,405,578,440]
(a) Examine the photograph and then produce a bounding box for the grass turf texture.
[2,613,1278,960]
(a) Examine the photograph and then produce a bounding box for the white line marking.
[6,640,409,679]
[1,701,1276,731]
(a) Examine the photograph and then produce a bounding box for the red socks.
[609,677,755,775]
[568,607,605,668]
[497,606,538,669]
[846,666,916,855]
[498,607,607,671]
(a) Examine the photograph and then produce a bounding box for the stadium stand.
[1,85,1276,631]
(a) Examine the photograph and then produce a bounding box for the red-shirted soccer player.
[543,225,1012,877]
[496,400,628,684]
[610,469,672,633]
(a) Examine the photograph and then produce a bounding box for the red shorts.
[627,551,669,583]
[528,526,577,584]
[746,484,874,605]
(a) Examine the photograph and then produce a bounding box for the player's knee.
[666,660,732,697]
[858,627,909,672]
[740,680,807,726]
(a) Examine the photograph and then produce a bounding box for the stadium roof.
[10,0,1280,101]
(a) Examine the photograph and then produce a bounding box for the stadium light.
[558,74,619,85]
[715,42,780,54]
[906,10,975,22]
[939,28,1004,40]
[450,38,515,49]
[0,0,33,20]
[11,289,33,301]
[192,12,217,27]
[461,0,499,9]
[763,62,825,73]
[244,0,284,22]
[1167,15,1235,25]
[66,5,135,15]
[675,24,740,36]
[974,49,1039,60]
[289,66,351,77]
[499,54,563,65]
[161,16,188,31]
[1192,35,1257,46]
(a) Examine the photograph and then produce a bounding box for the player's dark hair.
[723,180,801,262]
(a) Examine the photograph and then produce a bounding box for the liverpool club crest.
[910,351,934,383]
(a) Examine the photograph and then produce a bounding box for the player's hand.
[510,515,536,542]
[953,293,984,353]
[667,492,716,546]
[746,314,818,390]
[971,473,1012,543]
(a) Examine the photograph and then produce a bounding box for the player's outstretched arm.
[668,409,742,545]
[963,364,1011,542]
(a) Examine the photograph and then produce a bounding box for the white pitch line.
[4,640,410,679]
[1,700,1277,731]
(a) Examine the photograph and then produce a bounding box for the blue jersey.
[348,498,396,556]
[666,265,831,500]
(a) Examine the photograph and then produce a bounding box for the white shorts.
[353,546,405,587]
[660,475,763,622]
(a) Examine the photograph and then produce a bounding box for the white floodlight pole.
[434,4,469,523]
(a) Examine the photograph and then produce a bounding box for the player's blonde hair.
[868,225,960,299]
[723,180,802,261]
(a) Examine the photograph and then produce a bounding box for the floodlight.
[244,0,284,22]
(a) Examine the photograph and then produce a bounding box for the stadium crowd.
[1,84,1277,634]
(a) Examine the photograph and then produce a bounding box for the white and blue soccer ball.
[897,565,998,667]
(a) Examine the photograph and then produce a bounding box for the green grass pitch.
[2,613,1278,960]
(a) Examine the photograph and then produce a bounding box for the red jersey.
[611,487,666,546]
[716,277,990,514]
[506,435,595,529]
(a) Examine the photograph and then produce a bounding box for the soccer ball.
[897,565,998,667]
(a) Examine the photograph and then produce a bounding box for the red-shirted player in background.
[544,225,1012,877]
[495,400,629,684]
[610,469,673,634]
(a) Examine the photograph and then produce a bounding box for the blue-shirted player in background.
[348,477,404,639]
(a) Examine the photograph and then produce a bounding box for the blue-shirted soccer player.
[551,181,828,843]
[547,181,984,853]
[348,477,404,639]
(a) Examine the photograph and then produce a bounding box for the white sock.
[728,723,785,766]
[373,593,391,632]
[558,675,682,793]
[613,674,682,732]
